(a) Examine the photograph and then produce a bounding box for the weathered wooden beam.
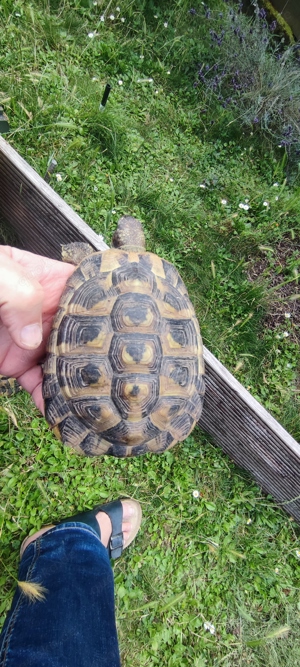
[1,135,300,521]
[199,348,300,520]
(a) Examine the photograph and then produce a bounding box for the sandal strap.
[57,509,101,539]
[97,500,123,560]
[56,498,124,559]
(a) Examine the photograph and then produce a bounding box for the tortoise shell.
[43,220,205,457]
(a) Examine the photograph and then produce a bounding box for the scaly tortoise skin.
[43,217,205,457]
[0,376,21,397]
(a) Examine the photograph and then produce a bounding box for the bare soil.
[248,238,300,344]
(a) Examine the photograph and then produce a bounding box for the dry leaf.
[2,405,18,428]
[17,101,33,120]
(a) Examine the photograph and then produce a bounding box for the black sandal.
[20,498,142,560]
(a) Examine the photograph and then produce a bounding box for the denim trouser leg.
[0,523,121,667]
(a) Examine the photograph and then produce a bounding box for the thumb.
[0,254,44,349]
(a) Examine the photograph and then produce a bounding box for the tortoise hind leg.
[0,375,21,397]
[61,242,95,265]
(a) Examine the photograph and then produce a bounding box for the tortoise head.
[112,216,146,253]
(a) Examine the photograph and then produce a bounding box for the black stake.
[44,158,58,183]
[0,106,10,134]
[99,83,111,111]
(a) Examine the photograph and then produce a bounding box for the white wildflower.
[116,6,120,11]
[112,209,116,214]
[56,173,62,182]
[120,17,125,22]
[154,15,158,19]
[286,363,292,368]
[283,331,289,338]
[15,12,21,16]
[92,76,98,81]
[88,32,96,38]
[296,550,300,559]
[155,90,159,94]
[284,313,291,319]
[263,201,269,207]
[100,15,105,22]
[275,196,279,201]
[275,567,279,574]
[199,184,206,189]
[118,79,123,86]
[169,177,174,182]
[192,490,200,498]
[238,203,249,211]
[275,334,281,339]
[109,14,115,20]
[204,621,215,635]
[166,70,171,75]
[221,199,227,205]
[273,182,279,187]
[140,54,144,59]
[246,518,252,525]
[245,198,249,203]
[164,22,168,28]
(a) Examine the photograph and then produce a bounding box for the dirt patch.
[247,238,300,344]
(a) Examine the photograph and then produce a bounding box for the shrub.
[191,1,300,166]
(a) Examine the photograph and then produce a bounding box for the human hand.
[0,246,75,413]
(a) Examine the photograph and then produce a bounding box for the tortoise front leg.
[61,242,95,265]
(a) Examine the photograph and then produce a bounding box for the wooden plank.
[199,348,300,521]
[1,135,300,521]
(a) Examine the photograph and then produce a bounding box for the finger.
[17,365,45,414]
[0,255,44,350]
[0,245,75,285]
[0,246,75,314]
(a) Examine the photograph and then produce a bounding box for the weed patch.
[191,1,300,171]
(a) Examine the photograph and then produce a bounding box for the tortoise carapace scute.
[43,216,205,457]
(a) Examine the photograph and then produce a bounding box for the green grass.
[1,401,300,666]
[0,1,300,664]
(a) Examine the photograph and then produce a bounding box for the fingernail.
[21,324,43,348]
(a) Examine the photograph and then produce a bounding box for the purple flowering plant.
[190,1,300,163]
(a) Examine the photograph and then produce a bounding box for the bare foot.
[95,500,137,548]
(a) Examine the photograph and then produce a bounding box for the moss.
[263,0,295,43]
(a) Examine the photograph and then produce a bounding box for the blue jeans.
[0,523,121,667]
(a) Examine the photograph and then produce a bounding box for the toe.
[121,500,136,520]
[122,521,132,544]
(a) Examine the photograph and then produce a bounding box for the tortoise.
[43,216,205,457]
[0,376,21,397]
